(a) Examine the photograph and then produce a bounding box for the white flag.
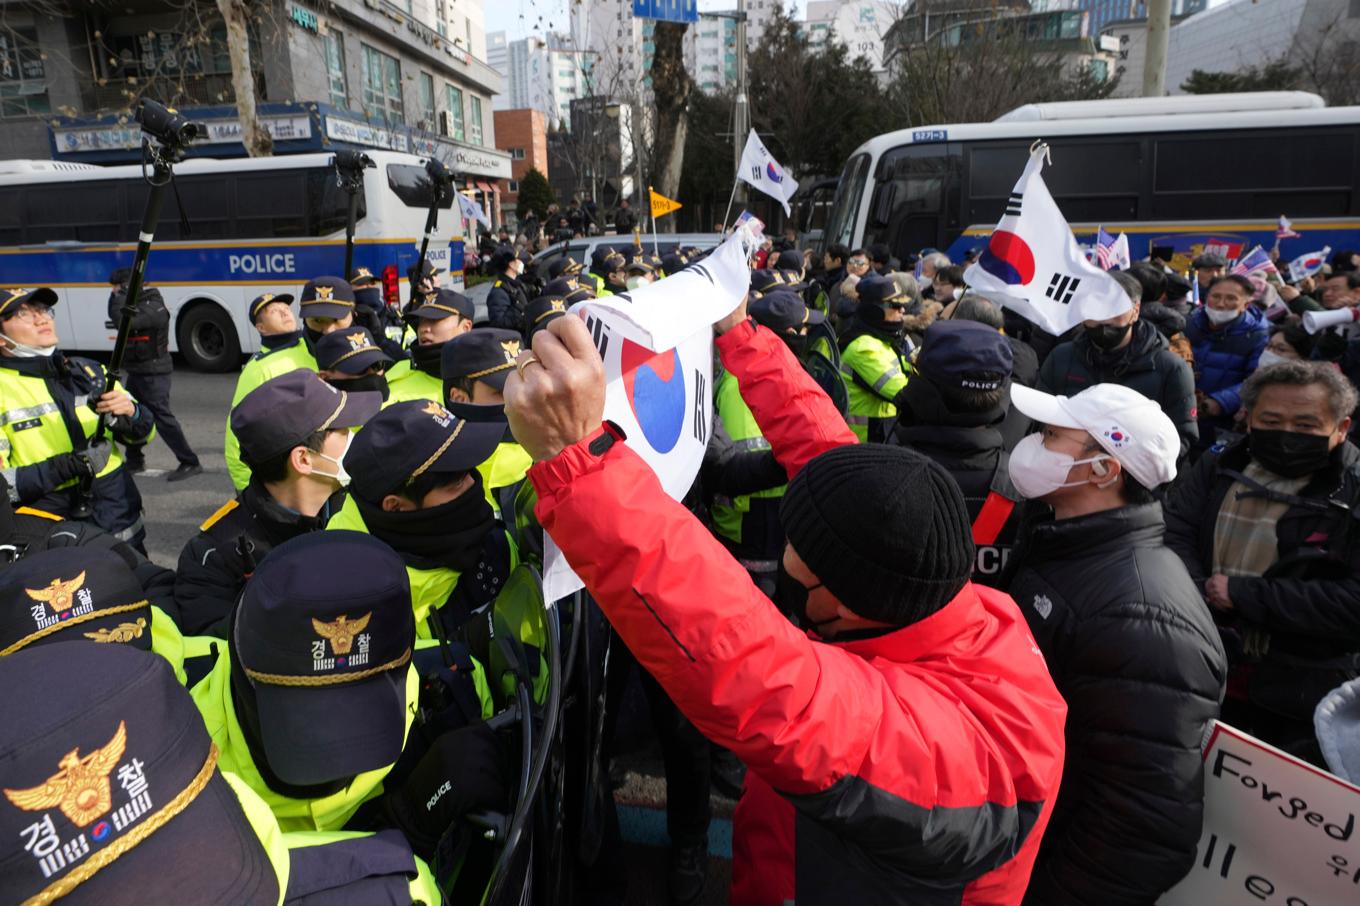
[457,193,490,229]
[540,230,756,602]
[737,130,799,217]
[1110,232,1132,271]
[963,146,1130,336]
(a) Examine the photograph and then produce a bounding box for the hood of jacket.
[1076,318,1168,377]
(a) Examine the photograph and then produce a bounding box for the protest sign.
[1160,721,1360,906]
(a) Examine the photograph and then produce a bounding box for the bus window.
[1152,128,1355,219]
[0,188,19,245]
[386,163,455,210]
[308,168,363,236]
[863,143,961,259]
[233,172,310,239]
[127,175,231,241]
[824,153,870,252]
[23,181,123,243]
[967,138,1139,225]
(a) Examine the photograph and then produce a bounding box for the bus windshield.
[824,153,869,251]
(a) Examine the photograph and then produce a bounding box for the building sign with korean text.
[324,117,410,152]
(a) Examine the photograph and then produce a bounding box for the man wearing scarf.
[385,289,474,406]
[837,274,914,442]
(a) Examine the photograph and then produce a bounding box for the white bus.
[0,150,463,371]
[820,91,1360,273]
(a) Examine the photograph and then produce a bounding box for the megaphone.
[1303,307,1360,335]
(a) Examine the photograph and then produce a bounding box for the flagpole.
[721,180,739,234]
[649,187,660,257]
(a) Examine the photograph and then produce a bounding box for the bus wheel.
[177,303,241,373]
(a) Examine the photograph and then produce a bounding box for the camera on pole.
[332,151,375,278]
[136,100,201,153]
[409,155,456,307]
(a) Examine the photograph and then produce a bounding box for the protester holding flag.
[1184,274,1269,451]
[1038,272,1199,459]
[838,274,915,442]
[1003,383,1226,906]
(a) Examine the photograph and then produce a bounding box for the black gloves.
[49,452,87,486]
[388,722,510,857]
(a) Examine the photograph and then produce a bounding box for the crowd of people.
[0,224,1358,906]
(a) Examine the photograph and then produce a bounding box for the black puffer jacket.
[1039,318,1198,458]
[1006,503,1226,906]
[107,287,172,375]
[1164,438,1360,721]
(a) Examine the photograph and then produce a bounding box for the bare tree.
[216,0,270,156]
[647,21,692,231]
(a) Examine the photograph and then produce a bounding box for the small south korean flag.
[738,130,799,217]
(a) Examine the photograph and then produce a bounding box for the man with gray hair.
[1165,360,1360,759]
[1038,270,1198,458]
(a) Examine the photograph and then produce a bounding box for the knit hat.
[780,445,974,625]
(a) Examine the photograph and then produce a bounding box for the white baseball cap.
[1010,383,1179,489]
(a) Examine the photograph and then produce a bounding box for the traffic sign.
[632,0,697,24]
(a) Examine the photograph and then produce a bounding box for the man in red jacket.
[504,304,1067,905]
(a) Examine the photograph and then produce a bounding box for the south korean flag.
[964,144,1130,336]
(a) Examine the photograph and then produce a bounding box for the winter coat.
[107,287,172,375]
[532,320,1067,905]
[1184,304,1269,417]
[1039,318,1199,458]
[1006,503,1226,905]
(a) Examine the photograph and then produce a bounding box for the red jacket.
[530,320,1067,905]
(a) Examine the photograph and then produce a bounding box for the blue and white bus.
[0,150,464,371]
[821,92,1360,273]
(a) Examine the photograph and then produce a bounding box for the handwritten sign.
[1160,721,1360,906]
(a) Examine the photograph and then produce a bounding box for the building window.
[508,180,520,193]
[510,147,526,159]
[445,84,465,140]
[360,43,404,123]
[0,27,49,117]
[469,95,484,144]
[418,71,435,130]
[324,30,348,108]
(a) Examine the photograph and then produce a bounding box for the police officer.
[838,274,914,442]
[108,267,200,481]
[327,400,512,641]
[525,278,594,345]
[315,325,394,400]
[486,246,531,332]
[189,531,506,844]
[441,328,534,518]
[0,287,154,549]
[586,246,627,297]
[298,275,358,348]
[624,253,657,290]
[176,371,381,637]
[892,321,1022,586]
[348,266,407,361]
[386,288,474,406]
[224,291,313,491]
[547,256,585,281]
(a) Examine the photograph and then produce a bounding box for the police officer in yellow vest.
[327,399,515,642]
[838,274,914,443]
[441,328,535,519]
[385,289,474,407]
[586,246,627,297]
[707,290,826,596]
[225,291,315,491]
[0,288,154,550]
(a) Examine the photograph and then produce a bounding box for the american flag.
[1231,245,1278,277]
[1276,215,1303,240]
[1094,226,1116,269]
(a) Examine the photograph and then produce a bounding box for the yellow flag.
[649,187,682,219]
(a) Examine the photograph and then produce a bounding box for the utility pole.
[733,0,748,203]
[1142,0,1170,97]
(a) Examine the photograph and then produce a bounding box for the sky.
[484,0,809,42]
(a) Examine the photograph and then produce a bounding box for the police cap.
[0,288,58,319]
[299,276,356,320]
[233,531,415,786]
[661,252,688,275]
[0,547,152,657]
[526,296,569,339]
[344,400,503,503]
[857,274,907,307]
[625,253,654,275]
[915,320,1014,393]
[547,257,583,279]
[314,327,393,376]
[543,276,594,303]
[775,249,805,273]
[591,246,625,272]
[0,641,281,903]
[750,269,807,295]
[231,370,381,466]
[749,290,825,333]
[441,328,523,393]
[491,245,517,271]
[348,266,379,288]
[406,288,473,323]
[248,292,295,324]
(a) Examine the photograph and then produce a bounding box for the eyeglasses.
[849,259,869,267]
[885,301,911,311]
[6,304,53,324]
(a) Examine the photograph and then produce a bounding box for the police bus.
[0,150,460,372]
[821,91,1360,272]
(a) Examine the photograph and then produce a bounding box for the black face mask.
[1087,322,1132,351]
[355,474,495,571]
[774,560,837,634]
[1249,428,1337,478]
[261,330,303,351]
[410,340,447,378]
[303,324,327,349]
[781,333,810,359]
[326,372,389,402]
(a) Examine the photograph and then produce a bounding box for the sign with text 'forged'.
[1160,721,1360,906]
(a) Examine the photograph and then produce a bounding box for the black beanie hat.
[780,444,974,625]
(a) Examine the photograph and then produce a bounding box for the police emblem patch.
[83,619,148,644]
[4,721,126,827]
[500,339,521,362]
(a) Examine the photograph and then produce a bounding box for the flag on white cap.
[962,145,1130,336]
[457,193,491,229]
[738,130,799,217]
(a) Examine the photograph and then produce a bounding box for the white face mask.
[1008,432,1110,500]
[0,333,56,358]
[1257,349,1289,369]
[1205,306,1240,326]
[626,275,647,290]
[308,431,352,488]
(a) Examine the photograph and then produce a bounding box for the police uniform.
[485,247,530,333]
[386,289,474,407]
[326,400,516,641]
[176,372,381,637]
[587,246,625,297]
[440,328,535,518]
[314,326,395,402]
[0,288,154,548]
[349,267,408,363]
[225,292,316,491]
[839,275,914,442]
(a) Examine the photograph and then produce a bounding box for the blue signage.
[632,0,697,24]
[911,129,948,142]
